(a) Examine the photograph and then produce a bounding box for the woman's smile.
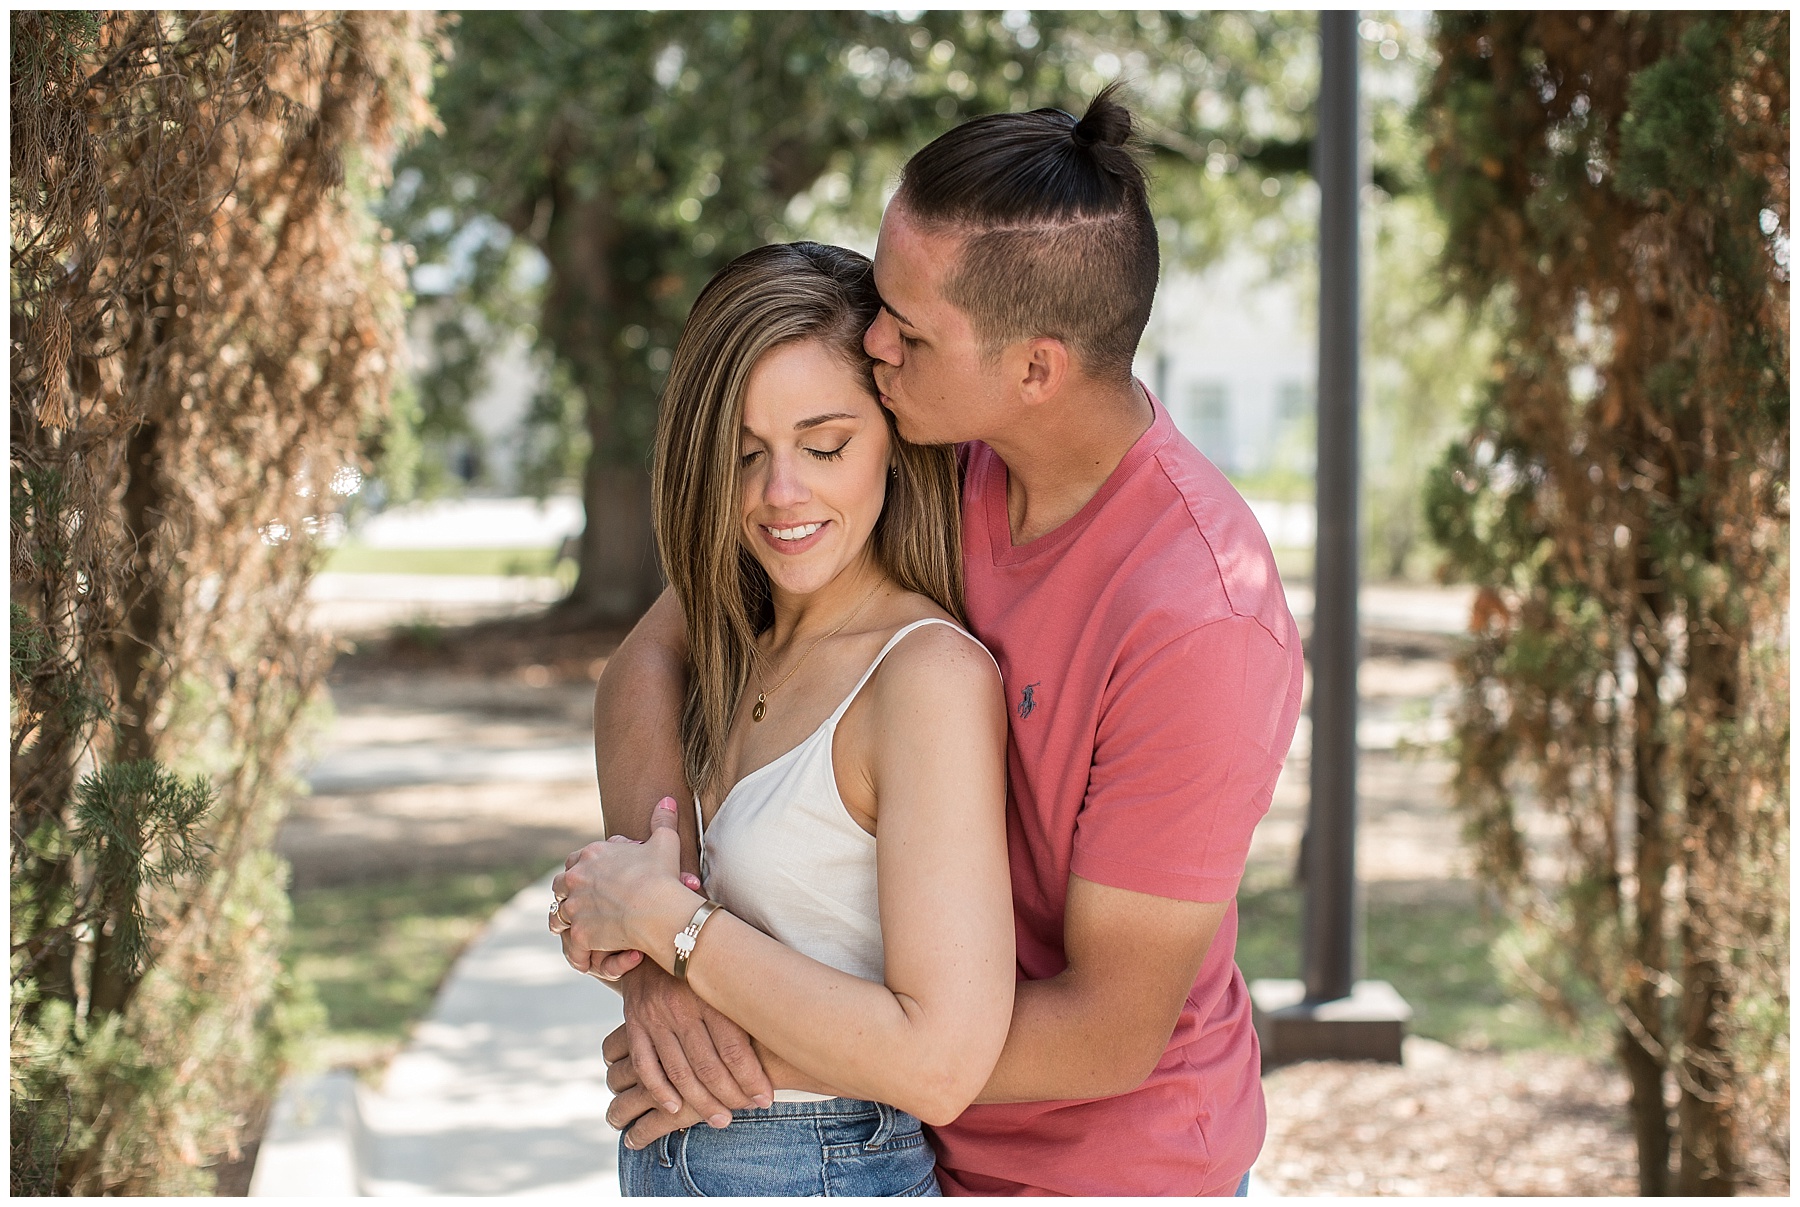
[758,519,831,554]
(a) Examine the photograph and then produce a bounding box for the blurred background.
[11,9,1787,1198]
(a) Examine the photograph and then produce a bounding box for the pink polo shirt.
[931,395,1304,1196]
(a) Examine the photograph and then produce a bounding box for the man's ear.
[1016,337,1070,407]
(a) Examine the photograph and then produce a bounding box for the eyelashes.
[740,439,852,466]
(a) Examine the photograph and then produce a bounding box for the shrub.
[10,12,437,1192]
[1423,12,1788,1194]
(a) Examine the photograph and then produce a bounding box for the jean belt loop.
[866,1101,896,1151]
[657,1131,675,1169]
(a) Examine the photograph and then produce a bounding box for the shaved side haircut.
[895,83,1158,382]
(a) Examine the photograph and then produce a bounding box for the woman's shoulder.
[866,598,1000,707]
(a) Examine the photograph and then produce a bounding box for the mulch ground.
[1259,1041,1790,1196]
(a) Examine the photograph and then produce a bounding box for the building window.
[1189,381,1231,469]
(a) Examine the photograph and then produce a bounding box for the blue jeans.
[618,1097,941,1197]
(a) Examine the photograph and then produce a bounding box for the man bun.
[894,81,1158,383]
[1071,82,1134,150]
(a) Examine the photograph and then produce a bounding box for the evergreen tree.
[1423,12,1788,1193]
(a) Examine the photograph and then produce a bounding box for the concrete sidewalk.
[254,874,625,1197]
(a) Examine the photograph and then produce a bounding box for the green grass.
[1227,468,1315,503]
[285,864,555,1073]
[323,543,567,577]
[1234,881,1607,1054]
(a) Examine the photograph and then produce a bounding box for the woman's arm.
[565,626,1013,1126]
[584,586,775,1120]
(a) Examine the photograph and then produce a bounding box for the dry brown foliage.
[1424,11,1788,1195]
[11,11,438,1192]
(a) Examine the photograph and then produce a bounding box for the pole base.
[1250,978,1412,1070]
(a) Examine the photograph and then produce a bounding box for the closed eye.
[806,440,850,461]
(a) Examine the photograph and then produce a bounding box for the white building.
[1135,252,1315,481]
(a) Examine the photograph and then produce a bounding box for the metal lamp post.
[1249,9,1412,1069]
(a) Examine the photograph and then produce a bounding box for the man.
[572,87,1302,1196]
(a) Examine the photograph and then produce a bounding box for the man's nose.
[864,310,901,366]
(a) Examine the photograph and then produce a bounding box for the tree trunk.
[1674,602,1739,1195]
[86,900,135,1018]
[111,417,168,765]
[1620,1022,1671,1195]
[87,415,172,1017]
[1676,937,1736,1194]
[532,183,666,624]
[1624,579,1672,1194]
[565,459,662,623]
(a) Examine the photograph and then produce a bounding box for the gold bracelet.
[672,899,723,980]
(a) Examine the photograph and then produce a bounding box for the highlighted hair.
[653,242,964,796]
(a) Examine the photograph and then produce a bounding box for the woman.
[550,242,1014,1197]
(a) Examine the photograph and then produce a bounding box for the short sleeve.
[1070,615,1300,902]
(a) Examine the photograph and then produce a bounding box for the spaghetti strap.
[824,617,996,728]
[702,617,997,844]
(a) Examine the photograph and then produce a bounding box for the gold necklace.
[752,580,883,723]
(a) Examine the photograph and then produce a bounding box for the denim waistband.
[728,1098,916,1150]
[737,1096,890,1119]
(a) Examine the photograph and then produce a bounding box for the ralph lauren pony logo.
[1017,681,1042,720]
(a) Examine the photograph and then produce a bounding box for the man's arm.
[588,587,773,1122]
[976,875,1226,1102]
[595,587,694,861]
[972,615,1295,1103]
[606,872,1226,1133]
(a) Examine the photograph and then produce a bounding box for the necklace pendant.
[752,694,767,722]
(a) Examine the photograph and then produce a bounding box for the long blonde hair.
[653,242,963,797]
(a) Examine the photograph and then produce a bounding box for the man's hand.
[604,1026,707,1148]
[611,961,773,1130]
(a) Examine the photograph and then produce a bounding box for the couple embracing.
[548,88,1303,1198]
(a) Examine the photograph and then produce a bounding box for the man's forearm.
[973,880,1226,1106]
[972,975,1163,1104]
[594,589,696,867]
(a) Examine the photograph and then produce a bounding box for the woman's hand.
[552,797,699,963]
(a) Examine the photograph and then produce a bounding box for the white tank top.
[698,618,996,1102]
